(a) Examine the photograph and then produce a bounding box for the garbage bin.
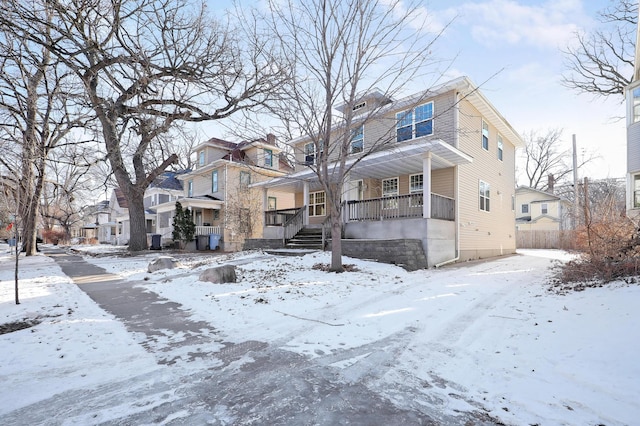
[150,234,161,250]
[209,234,221,250]
[197,234,209,251]
[8,238,16,247]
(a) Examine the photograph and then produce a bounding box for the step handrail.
[283,206,307,245]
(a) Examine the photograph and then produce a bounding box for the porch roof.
[253,138,472,193]
[177,196,223,210]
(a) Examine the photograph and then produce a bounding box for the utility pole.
[573,134,579,228]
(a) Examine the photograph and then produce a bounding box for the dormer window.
[198,150,205,167]
[264,149,273,167]
[353,101,366,111]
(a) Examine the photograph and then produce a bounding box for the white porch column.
[303,181,310,225]
[343,173,351,224]
[423,153,432,219]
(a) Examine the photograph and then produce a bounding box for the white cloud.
[451,0,586,49]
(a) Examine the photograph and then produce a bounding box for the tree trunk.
[329,197,343,272]
[21,166,46,255]
[125,191,148,251]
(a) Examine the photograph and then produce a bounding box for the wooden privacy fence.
[516,230,576,250]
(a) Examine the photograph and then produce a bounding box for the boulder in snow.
[148,256,182,273]
[199,265,237,283]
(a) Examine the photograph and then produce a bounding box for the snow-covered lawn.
[1,244,639,425]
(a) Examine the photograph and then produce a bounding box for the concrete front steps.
[285,227,326,250]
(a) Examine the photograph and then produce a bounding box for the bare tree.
[0,0,290,251]
[260,0,449,271]
[562,0,636,99]
[0,17,89,255]
[520,128,596,192]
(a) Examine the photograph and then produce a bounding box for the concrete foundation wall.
[263,226,284,239]
[244,238,285,250]
[344,218,455,267]
[338,239,427,271]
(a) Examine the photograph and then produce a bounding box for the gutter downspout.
[436,91,461,268]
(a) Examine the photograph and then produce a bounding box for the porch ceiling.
[180,198,223,210]
[254,138,472,192]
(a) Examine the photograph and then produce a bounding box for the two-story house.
[251,76,524,268]
[156,134,294,251]
[515,186,572,234]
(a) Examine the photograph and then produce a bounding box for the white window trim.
[521,204,529,214]
[396,101,434,142]
[482,120,489,151]
[382,177,399,209]
[479,180,490,212]
[541,203,548,215]
[409,173,424,193]
[309,191,326,217]
[350,125,364,154]
[264,148,273,167]
[497,134,504,161]
[212,169,218,193]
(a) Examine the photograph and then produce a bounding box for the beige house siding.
[457,99,517,261]
[432,168,454,198]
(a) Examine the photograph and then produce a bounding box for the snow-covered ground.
[1,244,639,425]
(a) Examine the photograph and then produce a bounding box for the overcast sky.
[210,0,628,182]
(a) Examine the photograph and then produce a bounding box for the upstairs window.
[497,134,504,161]
[351,125,364,154]
[198,150,205,167]
[479,180,490,212]
[264,149,273,167]
[304,141,324,165]
[541,203,548,214]
[187,180,193,197]
[396,102,434,142]
[521,204,529,214]
[240,171,251,188]
[482,120,489,150]
[211,170,218,193]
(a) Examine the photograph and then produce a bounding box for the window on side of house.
[382,177,399,209]
[240,171,251,188]
[268,196,277,211]
[309,191,326,216]
[541,203,548,214]
[497,134,504,161]
[198,150,205,167]
[395,102,434,143]
[211,169,218,193]
[264,149,273,167]
[351,125,364,154]
[633,87,640,123]
[188,180,193,197]
[479,180,490,212]
[634,175,640,208]
[482,120,489,151]
[521,204,529,214]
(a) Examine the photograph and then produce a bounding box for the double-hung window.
[264,149,273,167]
[521,204,529,214]
[396,102,434,142]
[268,196,277,211]
[304,141,324,165]
[497,134,503,161]
[240,171,251,188]
[351,125,364,154]
[211,170,218,193]
[479,180,490,212]
[541,203,548,215]
[187,180,193,197]
[382,177,399,209]
[482,120,489,150]
[409,173,424,207]
[198,151,205,167]
[309,191,326,216]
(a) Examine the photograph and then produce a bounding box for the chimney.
[547,174,555,194]
[266,133,276,146]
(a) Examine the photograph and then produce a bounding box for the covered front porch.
[253,138,472,267]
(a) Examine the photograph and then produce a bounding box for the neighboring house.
[627,26,640,218]
[515,186,572,232]
[159,133,294,251]
[72,200,110,242]
[252,76,524,268]
[144,170,186,243]
[99,188,130,244]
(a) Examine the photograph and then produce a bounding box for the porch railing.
[195,225,221,236]
[283,206,306,245]
[265,208,301,226]
[346,193,455,222]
